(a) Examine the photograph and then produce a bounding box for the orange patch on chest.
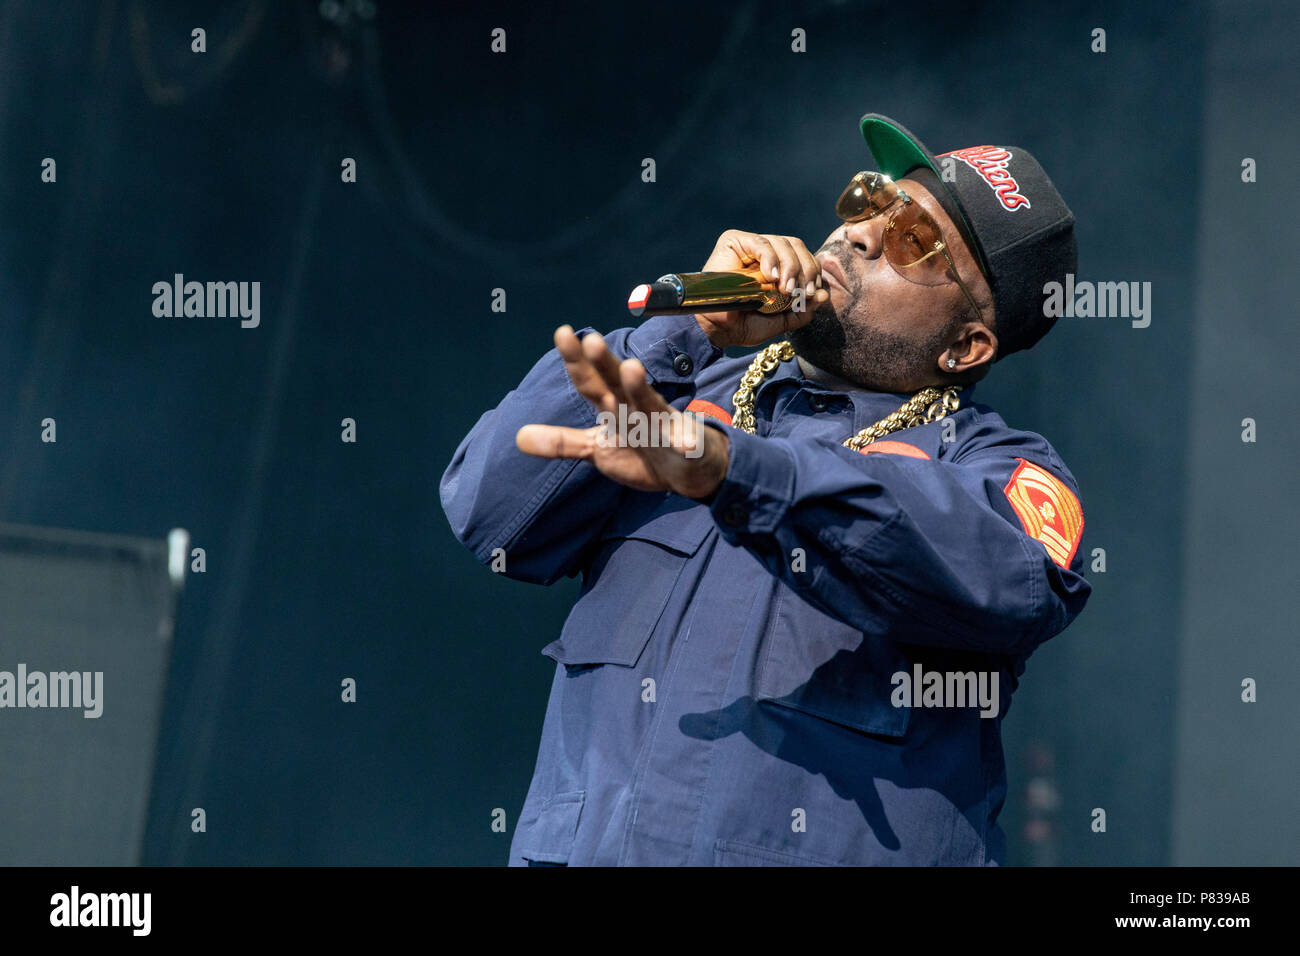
[684,399,733,426]
[857,440,930,459]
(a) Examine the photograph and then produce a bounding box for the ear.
[940,320,997,376]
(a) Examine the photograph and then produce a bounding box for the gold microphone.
[628,266,794,317]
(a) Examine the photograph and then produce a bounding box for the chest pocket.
[755,585,910,738]
[541,493,712,668]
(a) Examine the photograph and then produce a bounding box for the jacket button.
[809,394,829,412]
[672,353,694,376]
[722,503,747,527]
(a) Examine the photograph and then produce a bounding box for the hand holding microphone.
[628,230,831,348]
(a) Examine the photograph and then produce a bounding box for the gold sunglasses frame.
[837,171,985,324]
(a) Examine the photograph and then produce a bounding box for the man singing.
[440,113,1091,866]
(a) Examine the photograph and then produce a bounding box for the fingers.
[789,286,831,318]
[593,344,676,432]
[555,325,618,410]
[788,238,823,296]
[726,233,822,297]
[552,326,670,422]
[581,332,632,410]
[769,236,823,297]
[515,423,597,460]
[617,356,670,415]
[765,236,805,294]
[729,233,781,287]
[618,359,704,461]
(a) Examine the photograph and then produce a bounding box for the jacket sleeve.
[702,421,1092,656]
[439,313,724,585]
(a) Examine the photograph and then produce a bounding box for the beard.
[788,298,957,392]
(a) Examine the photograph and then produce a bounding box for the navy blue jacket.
[440,313,1091,866]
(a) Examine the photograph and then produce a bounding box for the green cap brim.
[860,114,937,181]
[859,113,991,279]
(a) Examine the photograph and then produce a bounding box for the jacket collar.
[752,353,978,433]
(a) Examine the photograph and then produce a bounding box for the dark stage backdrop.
[0,0,1294,865]
[0,524,177,864]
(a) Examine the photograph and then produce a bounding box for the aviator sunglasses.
[834,171,984,322]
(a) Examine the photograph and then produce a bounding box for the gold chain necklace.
[729,341,962,451]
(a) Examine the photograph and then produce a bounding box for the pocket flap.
[541,537,687,666]
[517,790,585,865]
[714,838,839,866]
[756,588,910,738]
[542,494,710,667]
[601,492,712,556]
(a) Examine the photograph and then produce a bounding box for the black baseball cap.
[858,113,1076,361]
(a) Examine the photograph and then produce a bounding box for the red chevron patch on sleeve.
[1002,458,1084,568]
